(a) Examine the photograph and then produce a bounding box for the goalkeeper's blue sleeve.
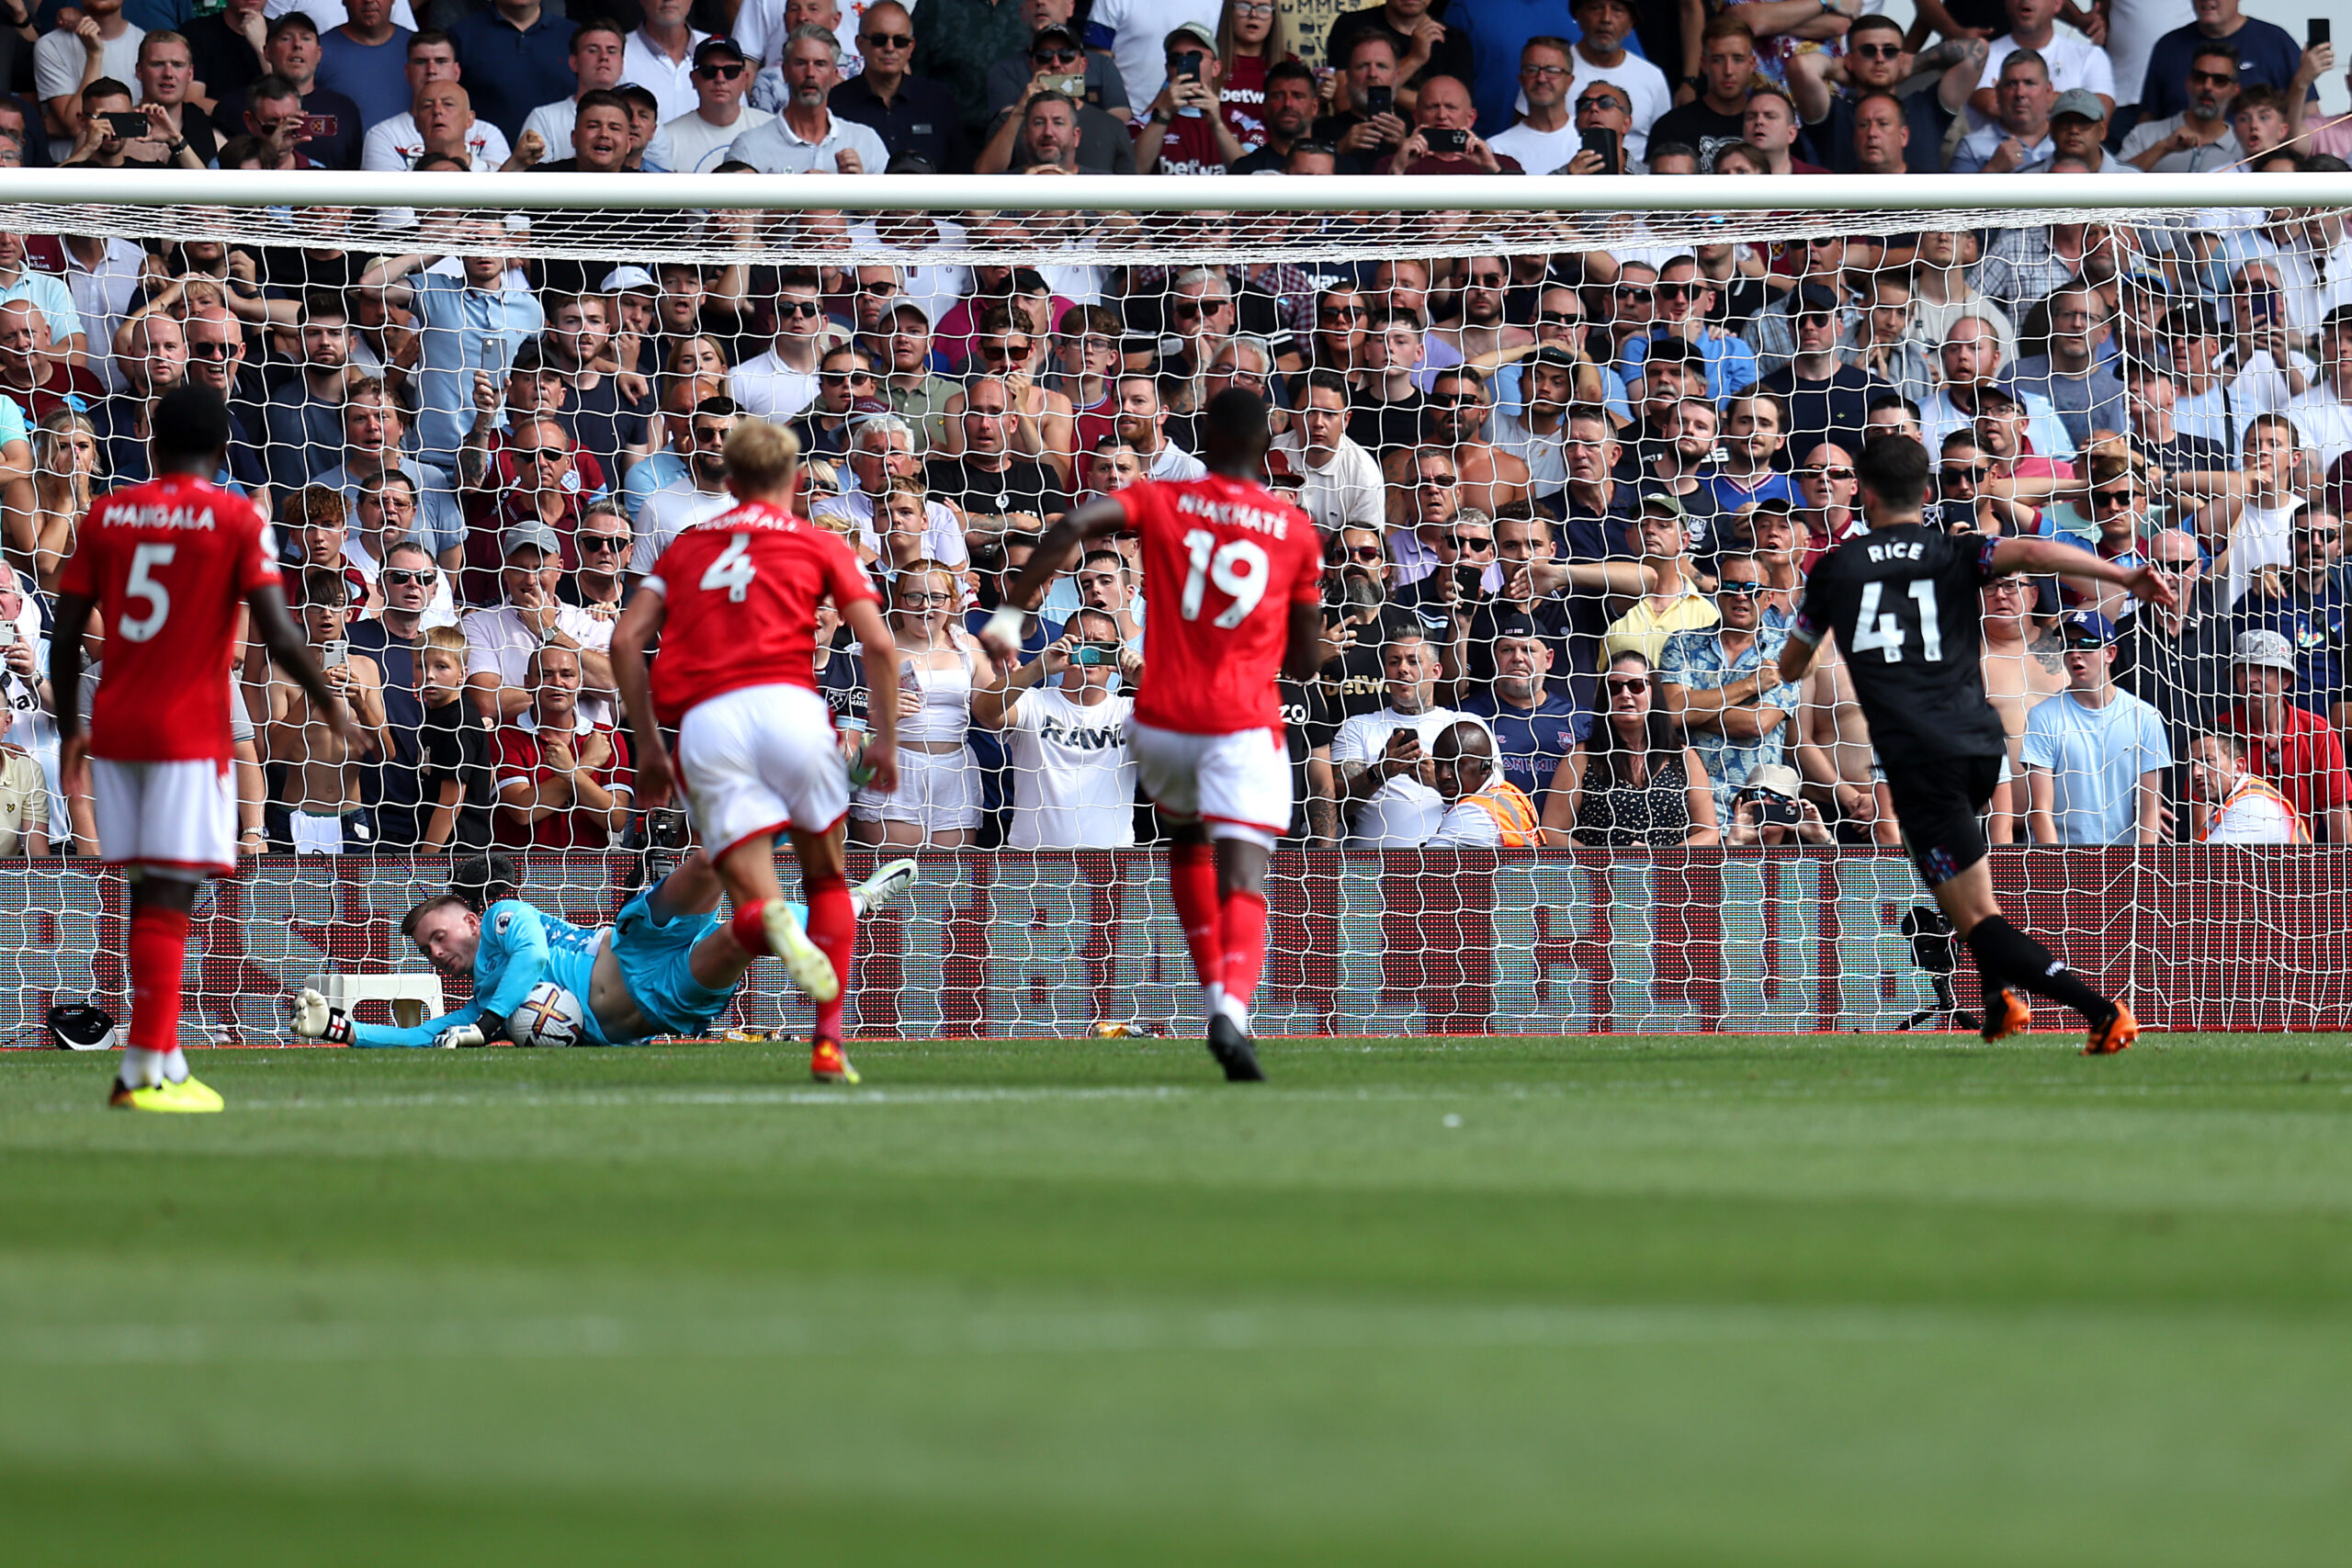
[349,900,586,1047]
[348,996,489,1048]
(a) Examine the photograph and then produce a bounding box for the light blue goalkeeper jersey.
[350,899,609,1047]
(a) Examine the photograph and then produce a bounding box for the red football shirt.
[644,499,879,727]
[56,473,280,763]
[1116,472,1322,735]
[491,718,633,849]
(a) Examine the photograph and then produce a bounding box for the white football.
[507,981,586,1048]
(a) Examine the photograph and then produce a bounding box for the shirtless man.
[264,572,388,853]
[1396,365,1529,517]
[1979,573,2067,840]
[1427,255,1532,367]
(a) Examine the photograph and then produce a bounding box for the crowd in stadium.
[0,0,2346,854]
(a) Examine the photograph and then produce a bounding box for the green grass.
[8,1032,2352,1565]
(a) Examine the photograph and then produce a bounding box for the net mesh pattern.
[2,175,2346,1043]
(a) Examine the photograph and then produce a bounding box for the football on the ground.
[508,983,586,1048]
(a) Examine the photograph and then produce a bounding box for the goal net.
[1,169,2346,1044]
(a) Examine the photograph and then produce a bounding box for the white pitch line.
[0,1300,2031,1368]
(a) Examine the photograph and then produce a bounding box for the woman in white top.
[850,559,999,849]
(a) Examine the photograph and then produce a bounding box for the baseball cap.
[265,10,320,39]
[2233,628,2298,670]
[1487,607,1540,642]
[1525,344,1580,372]
[1974,374,2024,410]
[693,36,751,67]
[2163,299,2222,339]
[600,265,659,294]
[1031,22,1080,51]
[2051,88,2107,123]
[1638,491,1688,520]
[501,522,564,561]
[2061,610,2117,647]
[1643,336,1705,371]
[1743,761,1804,799]
[1165,20,1217,53]
[1795,282,1843,316]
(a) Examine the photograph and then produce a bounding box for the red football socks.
[804,873,854,1042]
[127,902,191,1054]
[729,898,773,956]
[1170,842,1223,997]
[1217,889,1268,1015]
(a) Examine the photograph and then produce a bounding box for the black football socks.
[1966,916,2117,1024]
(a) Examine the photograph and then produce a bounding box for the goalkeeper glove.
[290,987,354,1046]
[433,1024,486,1049]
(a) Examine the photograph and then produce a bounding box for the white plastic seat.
[305,973,446,1032]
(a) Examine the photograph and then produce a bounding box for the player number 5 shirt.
[56,473,279,763]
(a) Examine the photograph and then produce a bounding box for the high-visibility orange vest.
[2198,774,2311,843]
[1461,780,1542,846]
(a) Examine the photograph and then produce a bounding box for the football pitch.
[6,1032,2352,1565]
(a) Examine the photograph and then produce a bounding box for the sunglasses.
[1447,534,1495,552]
[861,31,912,48]
[2301,527,2343,543]
[2091,487,2139,507]
[1615,288,1654,305]
[1657,282,1700,300]
[508,446,567,464]
[188,340,237,358]
[381,568,435,586]
[1804,466,1856,481]
[779,299,824,319]
[1467,272,1507,287]
[1942,464,1989,483]
[1318,305,1366,322]
[2150,558,2198,573]
[1852,42,1903,60]
[1418,473,1458,488]
[1173,299,1226,319]
[1345,544,1385,562]
[581,535,632,552]
[1425,393,1481,408]
[1608,676,1648,694]
[695,61,746,79]
[1537,310,1583,328]
[820,368,876,382]
[2188,69,2237,85]
[1715,580,1765,597]
[1032,46,1081,62]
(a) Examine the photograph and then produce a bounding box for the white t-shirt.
[727,348,821,420]
[662,105,775,174]
[1487,120,1577,176]
[811,490,970,568]
[2285,386,2352,473]
[35,23,145,160]
[463,602,615,727]
[1088,0,1222,121]
[62,237,146,395]
[266,0,419,28]
[733,0,876,71]
[516,98,674,173]
[1569,48,1672,158]
[1976,29,2117,125]
[2215,497,2302,615]
[1001,687,1137,850]
[1330,705,1460,846]
[361,111,513,170]
[630,481,737,575]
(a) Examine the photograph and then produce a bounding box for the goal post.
[0,169,2346,1043]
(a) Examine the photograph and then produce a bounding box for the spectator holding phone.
[262,570,388,854]
[970,607,1142,850]
[216,13,363,168]
[1311,29,1408,170]
[1725,761,1834,846]
[1386,73,1517,175]
[1135,23,1245,175]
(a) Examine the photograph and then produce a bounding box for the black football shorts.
[1879,750,2004,887]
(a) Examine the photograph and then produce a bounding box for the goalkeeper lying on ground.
[290,852,916,1055]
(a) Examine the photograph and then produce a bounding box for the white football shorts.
[1126,720,1291,849]
[92,756,237,880]
[675,682,850,860]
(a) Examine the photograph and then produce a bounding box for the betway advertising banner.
[0,851,2342,1045]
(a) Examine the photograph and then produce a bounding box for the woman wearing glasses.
[1550,651,1720,847]
[849,559,1000,850]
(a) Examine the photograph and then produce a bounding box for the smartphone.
[320,638,349,671]
[1425,127,1468,154]
[1453,562,1484,599]
[300,113,338,140]
[1072,642,1123,666]
[2313,18,2332,47]
[2245,287,2279,326]
[1364,85,1393,118]
[1044,72,1085,96]
[1580,126,1621,174]
[1748,794,1802,828]
[1174,55,1201,82]
[0,618,17,649]
[103,112,147,140]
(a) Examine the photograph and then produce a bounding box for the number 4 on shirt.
[1849,579,1943,663]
